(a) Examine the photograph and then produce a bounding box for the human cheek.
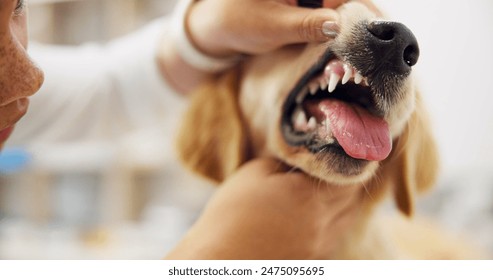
[0,97,29,131]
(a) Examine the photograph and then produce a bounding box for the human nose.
[0,37,44,106]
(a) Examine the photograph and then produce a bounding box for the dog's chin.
[279,147,380,186]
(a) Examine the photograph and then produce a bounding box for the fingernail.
[16,98,29,110]
[322,21,340,38]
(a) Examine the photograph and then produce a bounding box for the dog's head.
[177,2,439,216]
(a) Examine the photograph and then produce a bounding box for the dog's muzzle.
[281,19,420,162]
[363,21,420,78]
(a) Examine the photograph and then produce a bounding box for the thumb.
[274,5,340,44]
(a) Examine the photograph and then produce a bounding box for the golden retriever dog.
[176,1,477,259]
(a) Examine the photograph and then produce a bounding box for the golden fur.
[176,2,476,259]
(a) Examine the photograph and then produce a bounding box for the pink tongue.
[318,100,391,161]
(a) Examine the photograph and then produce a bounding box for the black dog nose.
[366,21,419,75]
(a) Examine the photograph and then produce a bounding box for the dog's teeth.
[328,74,340,93]
[363,78,370,87]
[342,64,352,85]
[296,88,309,104]
[324,64,332,77]
[293,107,308,131]
[325,138,335,144]
[319,79,328,91]
[309,83,318,95]
[307,117,317,130]
[321,119,332,140]
[319,119,334,141]
[354,72,363,84]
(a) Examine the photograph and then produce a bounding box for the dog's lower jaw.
[273,145,380,186]
[262,124,380,186]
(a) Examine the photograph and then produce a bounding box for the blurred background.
[0,0,492,259]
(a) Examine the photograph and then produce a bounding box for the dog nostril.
[365,21,420,74]
[367,21,395,41]
[403,44,419,66]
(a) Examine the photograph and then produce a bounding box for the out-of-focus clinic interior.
[1,0,493,259]
[1,0,215,259]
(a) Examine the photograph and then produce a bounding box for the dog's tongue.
[317,100,391,161]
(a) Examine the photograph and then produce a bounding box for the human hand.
[165,158,363,259]
[186,0,347,57]
[0,0,44,148]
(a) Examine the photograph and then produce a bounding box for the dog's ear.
[176,69,251,183]
[384,92,439,216]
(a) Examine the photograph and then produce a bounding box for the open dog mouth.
[281,51,392,162]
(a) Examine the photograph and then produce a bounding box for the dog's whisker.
[361,180,374,201]
[286,165,299,174]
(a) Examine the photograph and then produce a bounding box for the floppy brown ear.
[384,92,440,216]
[176,69,251,183]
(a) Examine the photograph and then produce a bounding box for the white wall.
[372,0,493,174]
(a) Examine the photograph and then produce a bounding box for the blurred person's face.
[0,0,44,148]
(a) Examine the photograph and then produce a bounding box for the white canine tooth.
[324,65,332,77]
[293,107,308,130]
[296,88,309,104]
[328,73,340,93]
[363,78,370,87]
[307,117,317,131]
[342,64,352,85]
[354,72,363,84]
[309,83,318,95]
[319,79,328,91]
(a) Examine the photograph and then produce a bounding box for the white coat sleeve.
[7,18,186,146]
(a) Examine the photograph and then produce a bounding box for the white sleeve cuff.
[170,0,243,72]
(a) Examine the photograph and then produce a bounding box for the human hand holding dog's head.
[158,0,380,93]
[186,0,348,57]
[166,158,363,259]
